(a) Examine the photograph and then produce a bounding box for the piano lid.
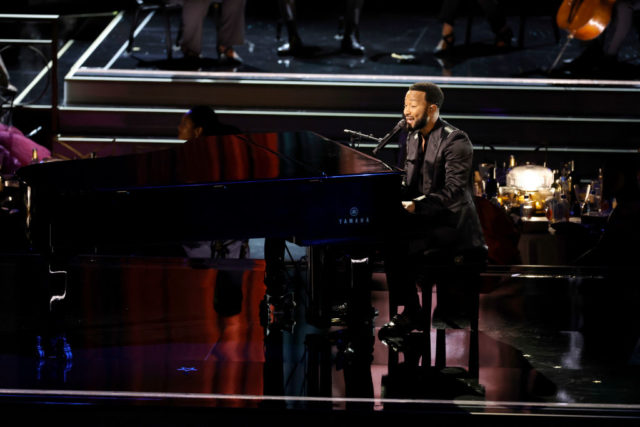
[17,131,397,191]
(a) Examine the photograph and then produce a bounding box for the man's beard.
[408,115,427,132]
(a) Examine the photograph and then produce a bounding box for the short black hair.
[409,82,444,109]
[186,105,220,135]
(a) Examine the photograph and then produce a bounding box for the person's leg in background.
[342,0,365,54]
[603,0,640,60]
[217,0,246,62]
[180,0,213,57]
[435,0,463,53]
[476,0,512,47]
[277,0,303,55]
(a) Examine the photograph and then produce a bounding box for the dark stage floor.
[3,4,640,110]
[96,6,640,79]
[2,4,640,425]
[1,250,640,425]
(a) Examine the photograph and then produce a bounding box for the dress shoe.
[218,46,242,64]
[330,302,378,326]
[434,33,455,55]
[495,27,513,49]
[341,33,365,55]
[378,312,424,345]
[277,37,304,56]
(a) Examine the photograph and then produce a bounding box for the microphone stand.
[343,129,382,148]
[343,129,401,172]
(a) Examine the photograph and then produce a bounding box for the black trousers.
[278,0,364,26]
[383,209,463,312]
[439,0,507,35]
[603,0,640,57]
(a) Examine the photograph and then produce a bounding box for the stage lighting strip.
[56,136,183,145]
[69,66,640,89]
[54,106,640,154]
[1,388,640,418]
[54,137,637,155]
[104,11,156,70]
[65,11,125,79]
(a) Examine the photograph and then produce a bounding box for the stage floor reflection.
[1,248,639,423]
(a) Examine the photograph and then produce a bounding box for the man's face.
[404,90,435,132]
[177,114,200,140]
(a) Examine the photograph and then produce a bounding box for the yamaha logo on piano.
[338,206,370,225]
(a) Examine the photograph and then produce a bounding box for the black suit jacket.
[402,118,485,250]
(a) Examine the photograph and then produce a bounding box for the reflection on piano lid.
[17,131,402,252]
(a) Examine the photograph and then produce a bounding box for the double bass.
[549,0,617,71]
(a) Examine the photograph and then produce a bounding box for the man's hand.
[402,201,416,213]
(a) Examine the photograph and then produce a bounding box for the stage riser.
[57,107,640,151]
[65,76,640,119]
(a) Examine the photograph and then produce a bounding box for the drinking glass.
[573,183,591,216]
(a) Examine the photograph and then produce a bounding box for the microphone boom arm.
[343,129,382,143]
[372,118,406,156]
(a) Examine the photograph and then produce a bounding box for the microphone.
[372,118,406,156]
[343,128,381,143]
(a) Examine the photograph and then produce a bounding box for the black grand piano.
[14,131,402,341]
[18,131,401,253]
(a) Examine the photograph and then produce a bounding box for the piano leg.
[264,238,288,298]
[263,327,286,397]
[261,238,296,334]
[35,253,73,360]
[343,250,376,390]
[306,326,374,400]
[347,252,375,328]
[308,245,377,328]
[330,249,376,400]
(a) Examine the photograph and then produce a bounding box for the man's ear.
[194,127,203,138]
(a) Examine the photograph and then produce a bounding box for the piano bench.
[415,245,488,277]
[384,245,487,376]
[401,245,489,335]
[419,246,486,374]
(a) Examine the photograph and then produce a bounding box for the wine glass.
[573,183,591,216]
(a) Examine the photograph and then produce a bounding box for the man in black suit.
[379,82,486,341]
